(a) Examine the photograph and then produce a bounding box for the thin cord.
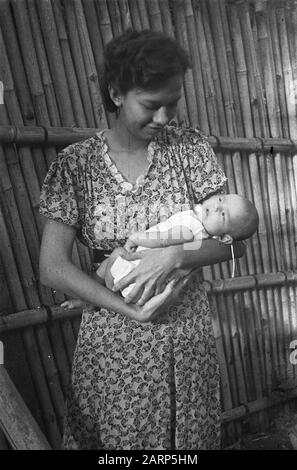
[231,243,235,278]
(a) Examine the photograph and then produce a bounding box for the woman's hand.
[128,272,193,323]
[111,246,185,305]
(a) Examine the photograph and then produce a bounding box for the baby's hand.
[124,234,139,253]
[95,258,109,281]
[61,299,85,309]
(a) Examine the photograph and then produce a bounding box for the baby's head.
[196,194,259,244]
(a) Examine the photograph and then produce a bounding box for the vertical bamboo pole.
[0,430,9,449]
[238,0,267,136]
[127,0,143,30]
[136,0,150,29]
[82,0,114,129]
[184,0,210,135]
[171,0,200,128]
[74,0,109,129]
[117,0,133,31]
[208,295,234,419]
[275,2,297,139]
[0,258,14,317]
[146,0,163,31]
[228,2,253,137]
[207,0,237,136]
[36,0,75,126]
[59,0,95,127]
[26,0,60,127]
[96,0,115,43]
[192,0,220,135]
[0,1,35,125]
[267,6,289,138]
[51,0,88,128]
[199,0,227,135]
[219,0,244,136]
[156,0,189,126]
[0,200,61,448]
[107,0,124,36]
[255,1,281,137]
[158,0,174,37]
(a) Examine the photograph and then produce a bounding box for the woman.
[39,29,245,450]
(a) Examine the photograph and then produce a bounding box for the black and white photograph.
[0,0,297,458]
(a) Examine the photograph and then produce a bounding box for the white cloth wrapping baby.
[108,207,205,298]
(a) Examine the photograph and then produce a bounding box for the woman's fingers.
[113,270,137,293]
[123,283,144,304]
[135,280,156,306]
[143,279,175,310]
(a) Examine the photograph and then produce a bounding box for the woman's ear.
[108,85,123,108]
[217,234,233,245]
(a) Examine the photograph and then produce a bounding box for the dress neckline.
[95,129,158,193]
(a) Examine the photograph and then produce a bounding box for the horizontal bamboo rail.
[1,125,297,153]
[1,270,296,334]
[0,365,51,450]
[222,385,297,424]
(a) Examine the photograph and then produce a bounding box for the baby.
[61,193,258,309]
[109,193,259,298]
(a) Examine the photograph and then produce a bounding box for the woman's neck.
[110,120,149,154]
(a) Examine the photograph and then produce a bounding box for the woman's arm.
[39,219,134,315]
[111,238,246,304]
[173,238,246,270]
[39,219,179,322]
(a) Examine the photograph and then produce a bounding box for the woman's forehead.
[134,76,183,100]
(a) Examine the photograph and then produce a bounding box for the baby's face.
[197,194,245,236]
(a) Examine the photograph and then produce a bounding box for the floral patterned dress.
[39,125,227,450]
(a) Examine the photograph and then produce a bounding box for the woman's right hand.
[104,246,136,290]
[128,271,193,323]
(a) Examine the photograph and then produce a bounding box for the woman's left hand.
[111,245,183,304]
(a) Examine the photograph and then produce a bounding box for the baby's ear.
[217,234,233,245]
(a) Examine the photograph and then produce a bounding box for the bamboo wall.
[0,0,297,449]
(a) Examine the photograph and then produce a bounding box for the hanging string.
[231,243,235,278]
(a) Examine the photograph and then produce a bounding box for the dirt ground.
[225,408,297,450]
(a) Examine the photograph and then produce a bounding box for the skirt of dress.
[62,276,221,450]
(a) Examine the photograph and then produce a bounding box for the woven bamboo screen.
[0,0,297,449]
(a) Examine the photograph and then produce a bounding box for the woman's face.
[116,74,183,141]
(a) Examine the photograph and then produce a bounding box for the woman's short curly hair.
[102,29,191,113]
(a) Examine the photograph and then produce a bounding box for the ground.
[226,409,297,450]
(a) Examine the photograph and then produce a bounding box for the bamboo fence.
[0,0,297,449]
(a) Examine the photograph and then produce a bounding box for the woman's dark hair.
[102,29,191,112]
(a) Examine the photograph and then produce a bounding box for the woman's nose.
[153,106,169,126]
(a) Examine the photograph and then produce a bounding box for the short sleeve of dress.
[39,147,82,228]
[179,127,227,204]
